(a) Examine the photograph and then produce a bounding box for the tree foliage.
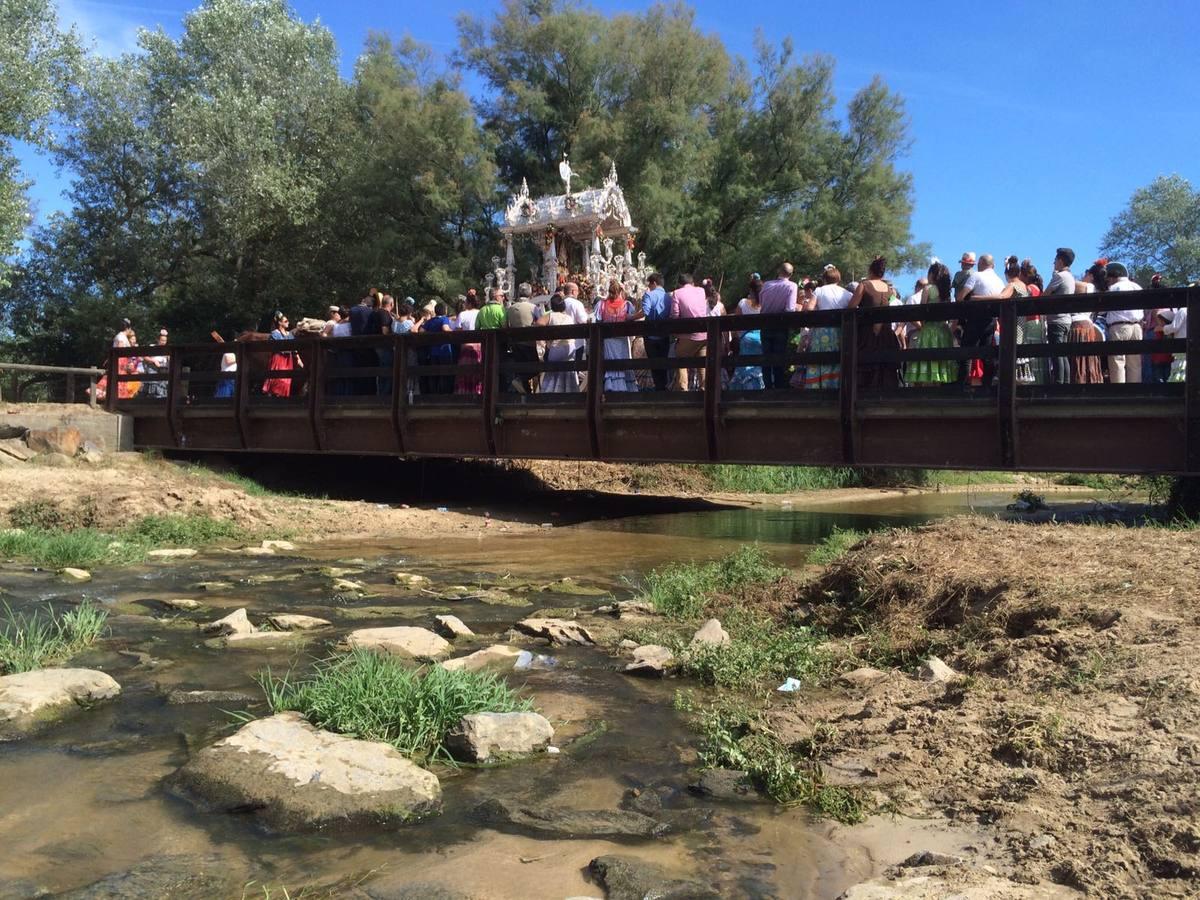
[458,0,925,282]
[1,0,923,364]
[0,0,79,285]
[1101,174,1200,285]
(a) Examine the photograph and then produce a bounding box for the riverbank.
[610,519,1200,898]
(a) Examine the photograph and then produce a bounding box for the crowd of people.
[107,247,1191,400]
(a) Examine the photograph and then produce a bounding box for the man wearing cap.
[953,252,977,297]
[955,254,1005,387]
[1104,262,1143,383]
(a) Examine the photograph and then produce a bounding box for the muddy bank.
[0,452,740,541]
[760,519,1200,898]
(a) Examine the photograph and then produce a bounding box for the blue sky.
[20,0,1200,288]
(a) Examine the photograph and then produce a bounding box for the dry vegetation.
[759,519,1200,897]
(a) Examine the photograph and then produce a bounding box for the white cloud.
[56,0,181,57]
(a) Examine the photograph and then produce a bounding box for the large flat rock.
[346,626,452,660]
[439,644,522,674]
[0,668,121,741]
[172,712,441,831]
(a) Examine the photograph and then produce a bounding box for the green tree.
[317,34,497,299]
[1101,174,1200,285]
[0,0,79,285]
[457,0,924,286]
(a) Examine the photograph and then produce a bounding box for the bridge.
[107,287,1200,476]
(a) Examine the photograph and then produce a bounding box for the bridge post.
[704,318,723,461]
[165,349,182,448]
[307,339,326,451]
[390,333,407,456]
[481,331,499,456]
[586,324,603,458]
[104,351,118,413]
[1187,286,1200,474]
[997,301,1018,467]
[234,342,249,449]
[839,309,859,464]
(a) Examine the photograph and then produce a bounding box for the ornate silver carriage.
[494,160,653,302]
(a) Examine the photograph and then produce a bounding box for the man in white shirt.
[562,282,590,361]
[1104,262,1144,383]
[955,253,1005,386]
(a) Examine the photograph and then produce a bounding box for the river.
[0,489,1046,899]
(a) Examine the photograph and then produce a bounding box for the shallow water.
[0,491,1033,898]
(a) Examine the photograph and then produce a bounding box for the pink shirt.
[758,278,798,315]
[670,285,708,339]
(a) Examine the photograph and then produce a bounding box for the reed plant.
[0,601,109,674]
[257,650,532,763]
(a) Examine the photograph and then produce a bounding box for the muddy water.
[0,492,1020,899]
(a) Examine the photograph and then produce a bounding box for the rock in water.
[917,655,961,683]
[172,712,441,831]
[439,645,522,674]
[433,614,474,640]
[146,548,199,559]
[623,645,674,677]
[59,567,92,583]
[393,572,430,586]
[266,614,331,631]
[514,617,596,646]
[166,689,257,706]
[475,800,669,839]
[588,855,719,900]
[201,608,253,636]
[0,668,121,741]
[689,768,762,802]
[691,618,731,647]
[53,854,236,900]
[219,630,304,648]
[154,598,201,611]
[260,540,297,552]
[446,712,554,762]
[346,626,452,661]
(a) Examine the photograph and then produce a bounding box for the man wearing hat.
[952,252,977,297]
[1104,262,1143,383]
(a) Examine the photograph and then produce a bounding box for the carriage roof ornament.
[559,154,574,197]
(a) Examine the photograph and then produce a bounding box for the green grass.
[706,465,863,493]
[125,513,245,545]
[0,601,108,674]
[633,545,787,619]
[703,465,995,493]
[677,694,867,822]
[0,512,252,569]
[257,649,533,763]
[678,609,833,690]
[807,527,870,565]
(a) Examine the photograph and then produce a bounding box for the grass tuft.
[678,694,867,823]
[677,607,833,691]
[807,527,869,565]
[0,601,108,674]
[633,545,786,620]
[257,649,533,763]
[0,511,253,569]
